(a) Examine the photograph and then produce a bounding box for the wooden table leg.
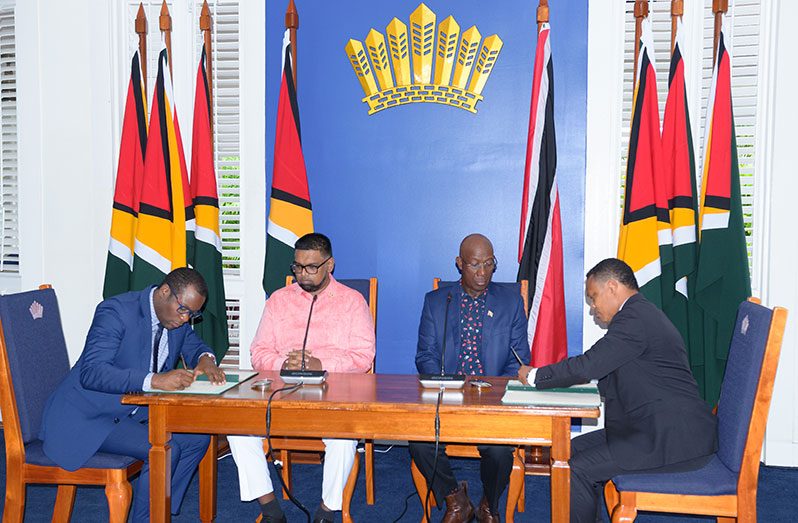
[550,418,571,523]
[149,405,172,523]
[199,434,218,523]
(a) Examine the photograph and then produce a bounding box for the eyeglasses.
[462,257,497,272]
[167,285,203,320]
[290,256,331,275]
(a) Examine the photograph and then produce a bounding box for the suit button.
[113,417,120,424]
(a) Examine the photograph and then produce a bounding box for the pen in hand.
[509,346,526,367]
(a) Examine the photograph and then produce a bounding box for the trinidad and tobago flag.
[694,27,751,404]
[517,22,567,367]
[103,50,147,299]
[131,43,193,289]
[188,46,229,361]
[617,17,670,307]
[263,30,313,294]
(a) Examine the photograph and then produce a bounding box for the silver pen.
[510,346,526,367]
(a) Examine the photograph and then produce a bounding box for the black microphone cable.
[422,387,444,522]
[265,382,310,522]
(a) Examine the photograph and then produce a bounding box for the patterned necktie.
[152,323,164,373]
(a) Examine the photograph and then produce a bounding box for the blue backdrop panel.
[265,0,588,373]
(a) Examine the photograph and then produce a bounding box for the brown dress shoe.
[442,481,475,523]
[476,496,501,523]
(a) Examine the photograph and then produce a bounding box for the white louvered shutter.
[0,6,18,273]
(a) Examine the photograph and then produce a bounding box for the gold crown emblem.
[345,3,503,115]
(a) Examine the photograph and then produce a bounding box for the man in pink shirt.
[228,233,376,523]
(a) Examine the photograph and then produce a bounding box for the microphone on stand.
[280,295,328,385]
[420,292,465,389]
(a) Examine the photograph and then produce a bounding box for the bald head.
[459,233,493,258]
[456,233,496,297]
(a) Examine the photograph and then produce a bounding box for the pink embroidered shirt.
[250,275,376,373]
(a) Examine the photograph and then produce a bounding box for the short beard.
[298,275,328,293]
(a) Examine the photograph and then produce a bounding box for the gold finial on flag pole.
[135,3,148,92]
[633,0,649,81]
[537,0,549,32]
[285,0,299,88]
[671,0,683,54]
[200,0,214,138]
[712,0,729,67]
[159,0,173,78]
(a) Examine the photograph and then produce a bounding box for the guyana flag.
[263,30,313,294]
[103,50,147,299]
[131,44,192,289]
[694,28,751,404]
[617,18,671,306]
[661,19,703,380]
[188,47,229,361]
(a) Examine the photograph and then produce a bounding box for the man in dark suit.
[40,268,225,522]
[520,258,717,522]
[411,234,530,523]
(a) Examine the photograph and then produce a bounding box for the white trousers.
[227,435,357,511]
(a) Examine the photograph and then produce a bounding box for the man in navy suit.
[520,258,716,522]
[410,234,530,523]
[40,268,225,522]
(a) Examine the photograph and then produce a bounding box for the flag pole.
[712,0,728,67]
[135,3,148,93]
[537,0,549,32]
[159,0,173,78]
[200,0,214,139]
[671,0,683,54]
[285,0,299,87]
[633,0,648,81]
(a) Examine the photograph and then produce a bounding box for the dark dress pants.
[98,413,210,523]
[569,429,714,523]
[409,441,514,514]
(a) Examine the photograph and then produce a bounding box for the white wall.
[760,0,798,467]
[15,1,116,358]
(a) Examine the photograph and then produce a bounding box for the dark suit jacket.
[39,287,211,471]
[416,282,530,377]
[535,293,717,471]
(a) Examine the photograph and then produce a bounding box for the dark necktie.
[152,323,164,373]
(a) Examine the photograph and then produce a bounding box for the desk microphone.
[419,292,465,389]
[280,294,328,384]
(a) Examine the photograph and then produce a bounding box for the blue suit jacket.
[416,282,530,377]
[39,287,211,471]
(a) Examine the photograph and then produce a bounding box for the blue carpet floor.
[1,440,796,522]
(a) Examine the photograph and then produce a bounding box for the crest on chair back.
[29,301,44,320]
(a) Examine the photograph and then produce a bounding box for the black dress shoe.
[312,507,335,523]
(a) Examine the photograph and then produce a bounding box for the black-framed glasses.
[167,285,203,320]
[290,256,331,275]
[462,257,497,272]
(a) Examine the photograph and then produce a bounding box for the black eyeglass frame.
[289,255,332,275]
[167,284,203,320]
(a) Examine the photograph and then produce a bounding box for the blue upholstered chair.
[410,278,529,523]
[0,285,142,522]
[603,299,788,522]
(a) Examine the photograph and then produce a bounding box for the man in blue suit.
[40,268,225,522]
[410,234,530,523]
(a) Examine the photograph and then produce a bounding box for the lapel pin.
[487,310,494,317]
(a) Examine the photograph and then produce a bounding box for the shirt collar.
[459,282,487,302]
[291,274,340,300]
[149,288,159,328]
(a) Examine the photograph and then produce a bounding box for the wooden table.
[123,372,599,523]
